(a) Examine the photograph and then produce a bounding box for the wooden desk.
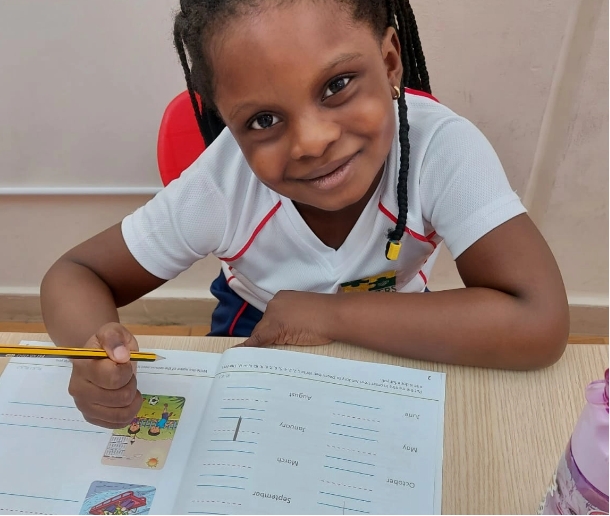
[0,332,607,515]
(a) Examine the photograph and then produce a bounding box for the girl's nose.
[289,112,341,161]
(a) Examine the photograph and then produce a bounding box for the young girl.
[41,0,569,429]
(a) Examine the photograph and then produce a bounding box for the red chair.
[157,91,206,186]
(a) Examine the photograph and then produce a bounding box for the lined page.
[0,344,221,515]
[175,347,446,515]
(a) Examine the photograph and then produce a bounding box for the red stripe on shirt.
[229,301,248,336]
[418,270,428,285]
[227,275,236,284]
[404,87,440,103]
[221,201,282,262]
[378,202,437,248]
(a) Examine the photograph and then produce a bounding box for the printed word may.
[289,392,312,400]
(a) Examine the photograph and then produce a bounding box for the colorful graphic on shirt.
[101,395,185,470]
[340,271,397,293]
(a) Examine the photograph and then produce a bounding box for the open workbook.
[0,342,446,515]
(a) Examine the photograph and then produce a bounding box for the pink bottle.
[541,369,609,515]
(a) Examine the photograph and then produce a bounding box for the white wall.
[0,0,179,188]
[0,0,607,308]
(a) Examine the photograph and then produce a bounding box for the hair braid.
[173,11,207,141]
[174,1,225,146]
[385,0,409,246]
[385,0,430,258]
[396,3,421,91]
[406,2,431,93]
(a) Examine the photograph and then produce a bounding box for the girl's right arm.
[41,223,166,348]
[41,223,167,428]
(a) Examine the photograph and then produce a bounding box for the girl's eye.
[249,114,280,130]
[323,76,352,100]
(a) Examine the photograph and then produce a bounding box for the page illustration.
[79,481,156,515]
[101,395,185,470]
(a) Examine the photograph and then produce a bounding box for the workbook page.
[0,345,221,515]
[175,347,446,515]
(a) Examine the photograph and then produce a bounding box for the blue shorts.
[208,270,431,337]
[209,271,263,337]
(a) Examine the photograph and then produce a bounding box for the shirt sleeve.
[419,116,527,259]
[121,153,229,280]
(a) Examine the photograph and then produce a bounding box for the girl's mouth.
[303,154,357,191]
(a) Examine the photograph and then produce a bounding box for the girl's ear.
[381,26,403,89]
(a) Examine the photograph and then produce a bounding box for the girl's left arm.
[242,212,569,370]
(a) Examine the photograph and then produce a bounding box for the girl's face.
[211,1,402,212]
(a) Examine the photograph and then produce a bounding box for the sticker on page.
[101,394,185,470]
[79,480,156,514]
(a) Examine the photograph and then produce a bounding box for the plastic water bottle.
[540,369,609,515]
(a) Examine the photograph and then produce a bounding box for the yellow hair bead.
[385,240,402,261]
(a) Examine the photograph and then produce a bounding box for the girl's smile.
[295,151,358,191]
[211,1,402,214]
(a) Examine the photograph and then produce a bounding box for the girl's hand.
[240,291,334,348]
[68,323,143,429]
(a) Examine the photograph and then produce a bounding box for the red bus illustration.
[89,491,147,514]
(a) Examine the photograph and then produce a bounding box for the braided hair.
[173,0,431,259]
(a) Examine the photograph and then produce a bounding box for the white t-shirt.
[122,91,526,312]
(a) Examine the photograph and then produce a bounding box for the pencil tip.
[155,354,166,361]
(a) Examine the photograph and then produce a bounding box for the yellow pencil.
[0,344,164,362]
